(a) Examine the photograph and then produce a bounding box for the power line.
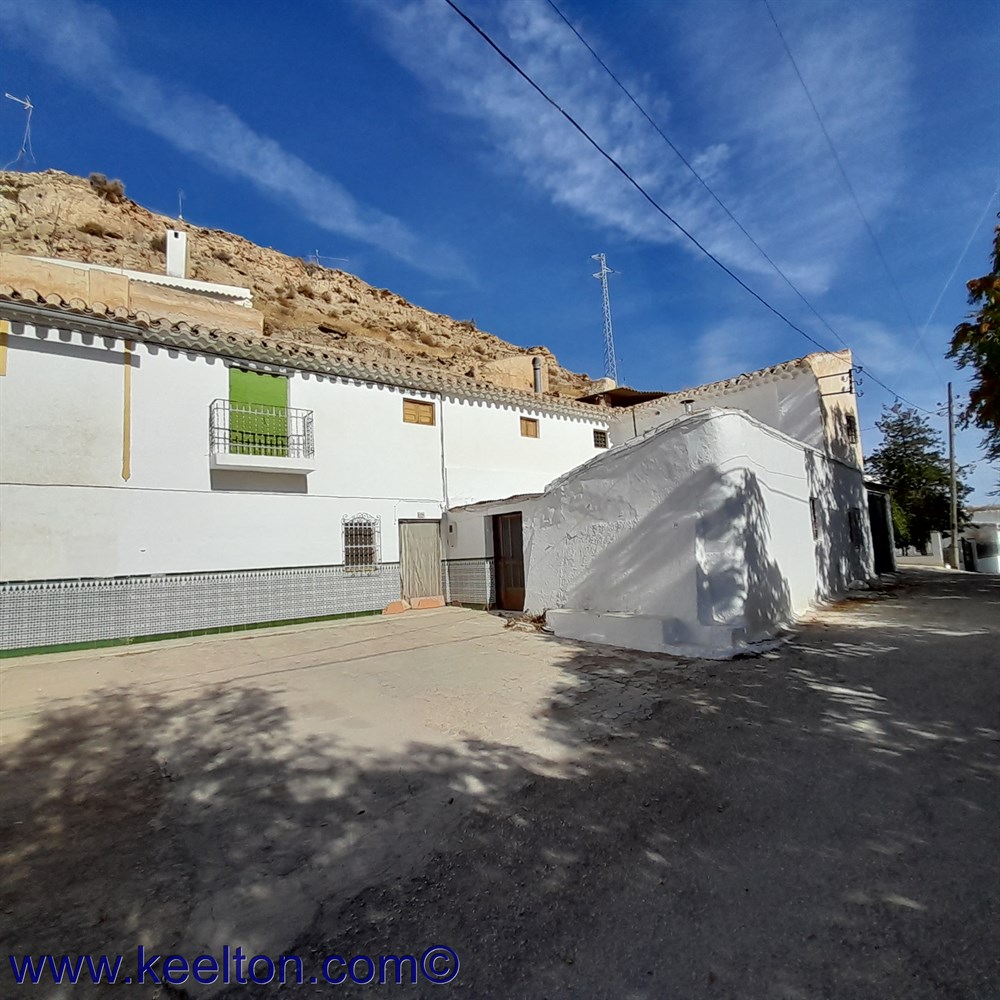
[441,0,937,414]
[917,182,1000,350]
[547,0,950,415]
[761,0,938,377]
[442,0,829,356]
[545,0,856,356]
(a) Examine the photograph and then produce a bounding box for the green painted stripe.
[0,609,382,659]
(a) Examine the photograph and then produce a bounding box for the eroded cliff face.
[0,170,596,396]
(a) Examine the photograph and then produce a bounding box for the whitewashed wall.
[0,320,607,581]
[609,368,830,457]
[523,409,873,655]
[443,498,534,560]
[0,328,444,579]
[441,395,608,508]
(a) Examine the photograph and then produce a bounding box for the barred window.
[343,514,380,571]
[845,413,859,445]
[594,429,609,448]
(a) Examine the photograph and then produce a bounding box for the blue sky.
[2,0,998,498]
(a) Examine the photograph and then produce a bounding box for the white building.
[448,406,873,657]
[0,248,877,657]
[963,506,1000,574]
[590,349,864,469]
[0,250,608,652]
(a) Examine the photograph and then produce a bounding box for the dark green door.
[229,368,288,456]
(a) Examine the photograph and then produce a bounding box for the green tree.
[866,404,970,552]
[949,213,1000,485]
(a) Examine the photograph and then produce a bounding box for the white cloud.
[670,1,912,293]
[694,320,765,385]
[0,0,463,278]
[364,0,912,296]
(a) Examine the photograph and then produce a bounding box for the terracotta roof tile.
[0,289,605,419]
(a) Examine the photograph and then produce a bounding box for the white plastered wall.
[0,320,610,581]
[523,409,872,654]
[443,498,538,561]
[609,361,854,464]
[441,394,608,508]
[0,324,444,579]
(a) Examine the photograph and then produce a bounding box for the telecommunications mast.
[591,252,618,383]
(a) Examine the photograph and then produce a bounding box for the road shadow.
[1,572,997,999]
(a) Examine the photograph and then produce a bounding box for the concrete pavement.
[1,569,998,998]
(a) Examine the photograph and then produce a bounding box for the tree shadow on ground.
[1,571,998,999]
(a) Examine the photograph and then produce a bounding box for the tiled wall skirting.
[1,559,497,652]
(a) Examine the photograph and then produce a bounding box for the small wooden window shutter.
[403,399,435,425]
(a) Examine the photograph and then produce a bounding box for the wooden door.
[493,512,525,611]
[399,521,442,601]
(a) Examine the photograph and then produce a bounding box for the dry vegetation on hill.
[0,170,597,396]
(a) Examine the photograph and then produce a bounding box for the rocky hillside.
[0,170,597,396]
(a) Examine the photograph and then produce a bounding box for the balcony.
[208,399,316,474]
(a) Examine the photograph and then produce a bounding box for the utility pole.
[947,381,959,569]
[591,253,618,384]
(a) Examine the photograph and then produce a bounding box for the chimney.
[165,229,188,279]
[532,356,543,394]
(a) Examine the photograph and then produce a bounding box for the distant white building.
[0,249,877,656]
[963,506,1000,574]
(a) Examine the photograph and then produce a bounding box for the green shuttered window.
[229,368,289,456]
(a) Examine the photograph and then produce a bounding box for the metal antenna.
[591,252,618,383]
[4,93,35,169]
[178,189,185,220]
[309,251,350,267]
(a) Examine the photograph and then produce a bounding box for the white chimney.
[165,229,188,279]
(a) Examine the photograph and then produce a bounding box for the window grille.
[520,417,539,438]
[343,514,381,572]
[403,399,435,425]
[845,413,859,445]
[594,429,609,448]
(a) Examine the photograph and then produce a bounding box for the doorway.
[493,512,525,611]
[866,490,896,575]
[399,520,443,601]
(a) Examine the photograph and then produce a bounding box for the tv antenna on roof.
[4,93,36,170]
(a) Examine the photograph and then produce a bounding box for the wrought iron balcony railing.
[209,399,315,459]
